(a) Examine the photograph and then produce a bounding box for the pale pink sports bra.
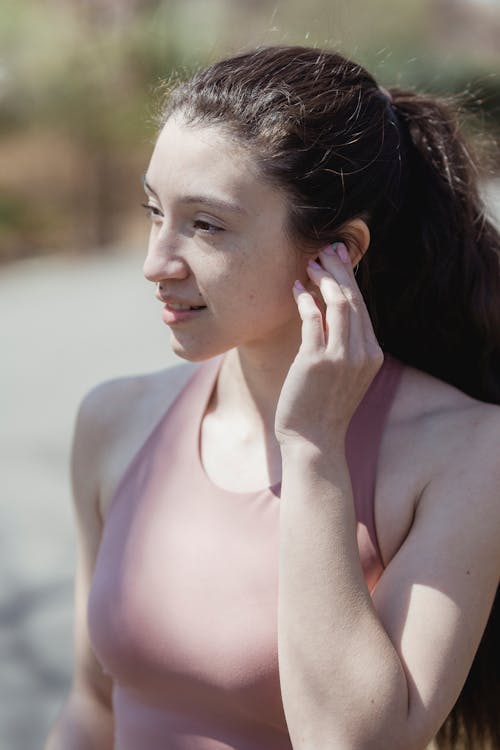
[88,353,404,749]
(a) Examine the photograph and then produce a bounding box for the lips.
[155,288,207,324]
[155,287,206,307]
[161,302,207,325]
[166,302,206,311]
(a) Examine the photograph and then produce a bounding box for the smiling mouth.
[166,303,207,311]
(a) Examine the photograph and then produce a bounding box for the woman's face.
[142,116,309,361]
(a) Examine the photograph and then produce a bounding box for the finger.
[319,245,375,345]
[306,260,350,352]
[293,280,325,352]
[318,245,362,307]
[307,258,347,306]
[310,247,383,369]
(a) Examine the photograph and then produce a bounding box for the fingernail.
[336,243,350,264]
[307,258,322,270]
[294,279,306,291]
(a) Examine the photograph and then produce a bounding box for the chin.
[169,332,230,363]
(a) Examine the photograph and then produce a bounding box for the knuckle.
[343,289,357,305]
[330,295,349,311]
[308,318,324,337]
[302,305,322,320]
[371,348,384,372]
[366,341,383,363]
[354,347,383,377]
[326,348,348,367]
[298,301,316,317]
[308,353,326,370]
[351,351,366,369]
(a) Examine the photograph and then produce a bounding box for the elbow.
[290,698,418,750]
[292,729,422,750]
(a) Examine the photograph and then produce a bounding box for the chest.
[200,398,431,574]
[89,460,287,728]
[200,411,282,493]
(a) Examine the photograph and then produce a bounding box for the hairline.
[160,108,312,250]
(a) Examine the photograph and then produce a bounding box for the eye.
[140,202,163,220]
[193,219,223,235]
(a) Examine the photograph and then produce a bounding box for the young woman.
[45,46,500,750]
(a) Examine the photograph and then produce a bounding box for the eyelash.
[140,203,223,235]
[140,202,161,218]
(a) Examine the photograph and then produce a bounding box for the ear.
[337,218,370,267]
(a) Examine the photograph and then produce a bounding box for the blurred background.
[1,1,499,748]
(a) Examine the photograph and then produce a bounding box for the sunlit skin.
[44,112,500,750]
[142,116,370,471]
[139,119,500,750]
[142,116,307,362]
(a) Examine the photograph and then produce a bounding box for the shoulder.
[376,361,500,565]
[371,366,499,745]
[71,361,199,521]
[392,362,499,470]
[75,361,198,437]
[412,373,500,553]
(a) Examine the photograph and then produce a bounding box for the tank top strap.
[105,357,223,521]
[157,355,223,450]
[345,353,404,587]
[106,352,402,592]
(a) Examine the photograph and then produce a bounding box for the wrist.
[279,435,347,468]
[279,438,353,514]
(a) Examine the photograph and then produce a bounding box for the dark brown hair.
[160,46,500,748]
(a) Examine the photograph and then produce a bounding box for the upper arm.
[68,362,198,705]
[371,406,500,746]
[47,364,199,746]
[70,383,118,709]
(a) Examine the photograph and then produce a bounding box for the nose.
[143,240,190,284]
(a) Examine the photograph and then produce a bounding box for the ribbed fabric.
[88,353,404,749]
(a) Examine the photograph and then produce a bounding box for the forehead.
[147,117,259,198]
[146,117,291,227]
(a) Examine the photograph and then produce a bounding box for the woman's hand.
[275,242,383,449]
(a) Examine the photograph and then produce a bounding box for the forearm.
[44,690,114,750]
[278,441,409,750]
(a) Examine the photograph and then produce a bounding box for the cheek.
[204,236,299,308]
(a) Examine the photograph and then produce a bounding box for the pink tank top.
[88,353,403,749]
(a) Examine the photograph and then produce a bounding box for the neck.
[214,323,301,438]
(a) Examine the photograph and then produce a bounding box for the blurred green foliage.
[1,0,499,261]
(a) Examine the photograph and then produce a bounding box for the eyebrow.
[142,175,247,215]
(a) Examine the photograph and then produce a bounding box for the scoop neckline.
[192,352,401,499]
[194,355,282,499]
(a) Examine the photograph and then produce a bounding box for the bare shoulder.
[372,366,499,744]
[376,362,500,565]
[72,360,199,521]
[76,361,198,438]
[62,362,198,730]
[392,363,499,465]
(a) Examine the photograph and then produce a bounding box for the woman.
[45,46,500,750]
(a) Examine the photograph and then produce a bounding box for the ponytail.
[365,89,500,750]
[363,88,500,405]
[165,49,500,748]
